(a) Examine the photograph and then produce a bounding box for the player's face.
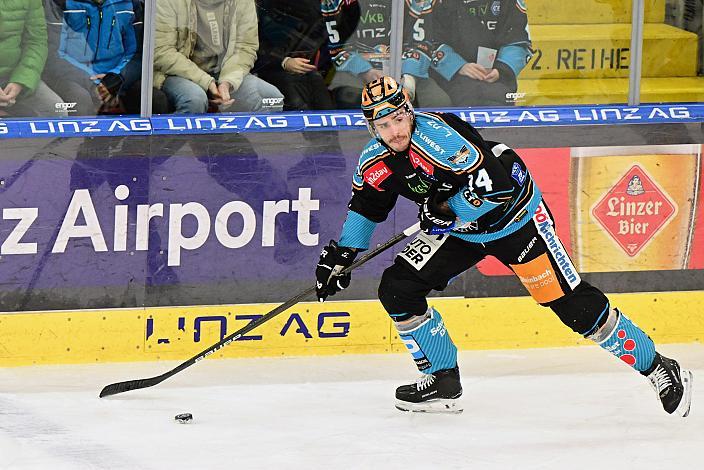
[373,108,413,152]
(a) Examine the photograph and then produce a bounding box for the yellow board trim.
[518,77,704,105]
[1,291,702,366]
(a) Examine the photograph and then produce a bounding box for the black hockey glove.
[315,240,358,302]
[100,72,124,96]
[419,182,457,234]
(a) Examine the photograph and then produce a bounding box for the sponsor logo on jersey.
[517,236,537,263]
[533,203,580,289]
[400,335,430,370]
[430,318,447,337]
[511,162,526,185]
[363,160,392,189]
[449,145,470,165]
[510,253,564,303]
[405,173,431,194]
[409,149,435,175]
[399,233,447,270]
[416,131,445,154]
[491,0,501,15]
[463,189,484,207]
[591,165,676,257]
[452,221,480,232]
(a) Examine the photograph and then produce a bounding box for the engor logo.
[591,165,676,257]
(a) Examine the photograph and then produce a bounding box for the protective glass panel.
[641,0,704,104]
[401,0,638,108]
[324,0,393,110]
[250,0,392,113]
[154,0,285,114]
[2,0,147,118]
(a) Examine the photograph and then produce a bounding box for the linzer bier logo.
[591,165,676,257]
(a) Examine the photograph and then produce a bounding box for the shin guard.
[395,307,457,373]
[588,308,656,372]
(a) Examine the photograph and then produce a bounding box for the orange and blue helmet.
[361,76,411,121]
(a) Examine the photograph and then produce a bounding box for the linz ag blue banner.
[0,104,702,139]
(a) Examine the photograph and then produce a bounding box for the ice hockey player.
[314,76,693,416]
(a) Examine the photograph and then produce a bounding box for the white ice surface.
[1,344,702,470]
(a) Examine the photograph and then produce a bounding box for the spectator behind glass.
[42,0,142,116]
[1,0,65,117]
[322,0,372,109]
[402,0,533,107]
[153,0,284,114]
[118,0,171,114]
[254,0,347,212]
[254,0,334,112]
[324,0,449,110]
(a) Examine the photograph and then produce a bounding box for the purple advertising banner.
[0,132,417,311]
[2,126,702,312]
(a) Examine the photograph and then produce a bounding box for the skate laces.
[648,365,672,396]
[416,374,435,391]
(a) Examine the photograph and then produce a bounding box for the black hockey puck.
[175,413,193,423]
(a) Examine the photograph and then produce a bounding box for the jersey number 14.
[467,168,493,192]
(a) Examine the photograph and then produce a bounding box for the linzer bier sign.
[591,165,677,257]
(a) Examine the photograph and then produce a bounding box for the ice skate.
[395,366,463,414]
[644,353,693,417]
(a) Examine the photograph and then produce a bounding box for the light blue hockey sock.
[590,308,656,372]
[395,307,458,373]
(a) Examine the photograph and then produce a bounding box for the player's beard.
[386,133,411,152]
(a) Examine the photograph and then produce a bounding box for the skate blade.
[674,369,693,418]
[395,399,463,414]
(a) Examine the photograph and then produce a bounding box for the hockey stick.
[99,222,421,398]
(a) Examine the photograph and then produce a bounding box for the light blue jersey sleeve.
[338,210,378,250]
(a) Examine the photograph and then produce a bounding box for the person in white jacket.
[154,0,283,113]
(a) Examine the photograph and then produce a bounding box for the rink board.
[1,291,702,366]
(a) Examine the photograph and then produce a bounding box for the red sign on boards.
[591,165,676,257]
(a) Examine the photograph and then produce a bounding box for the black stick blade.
[99,377,162,397]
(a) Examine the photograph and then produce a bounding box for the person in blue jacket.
[42,0,142,115]
[314,76,693,417]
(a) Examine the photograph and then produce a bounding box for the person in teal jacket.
[0,0,65,117]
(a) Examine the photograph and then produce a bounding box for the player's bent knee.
[547,281,610,336]
[378,264,428,320]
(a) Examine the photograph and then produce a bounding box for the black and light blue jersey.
[339,112,542,249]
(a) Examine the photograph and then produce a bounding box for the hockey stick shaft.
[99,222,421,397]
